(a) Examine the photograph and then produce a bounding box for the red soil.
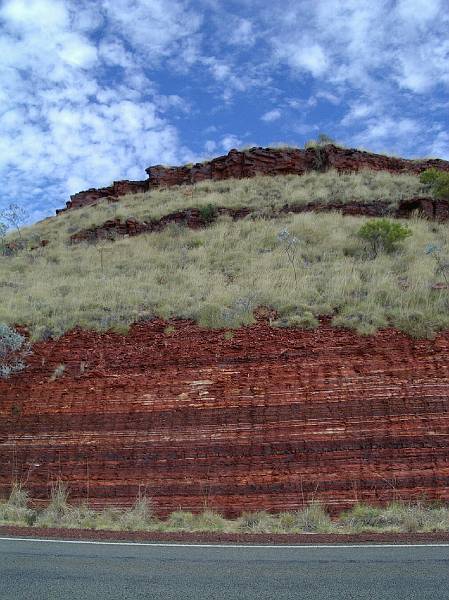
[2,525,449,545]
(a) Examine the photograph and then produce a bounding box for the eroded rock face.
[1,320,449,515]
[56,145,449,213]
[69,196,447,244]
[57,180,148,213]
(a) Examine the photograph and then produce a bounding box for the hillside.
[1,151,449,339]
[1,145,449,516]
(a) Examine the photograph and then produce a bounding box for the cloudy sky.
[1,0,448,222]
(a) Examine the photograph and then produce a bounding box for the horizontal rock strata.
[1,320,449,515]
[69,196,449,244]
[57,145,449,213]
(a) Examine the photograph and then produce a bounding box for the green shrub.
[273,312,319,329]
[420,168,449,199]
[357,218,411,256]
[193,510,227,532]
[0,323,30,379]
[198,204,218,223]
[165,510,196,531]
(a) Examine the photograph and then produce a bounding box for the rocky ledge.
[57,145,449,213]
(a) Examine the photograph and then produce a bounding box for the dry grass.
[20,169,425,242]
[339,502,449,533]
[1,486,448,533]
[2,208,449,340]
[0,483,34,526]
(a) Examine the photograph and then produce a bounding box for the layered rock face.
[57,180,148,213]
[57,145,449,213]
[1,320,449,515]
[69,196,449,244]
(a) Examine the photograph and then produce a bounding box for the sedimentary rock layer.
[57,145,449,212]
[1,320,449,515]
[68,196,449,244]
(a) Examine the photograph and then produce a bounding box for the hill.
[1,145,449,340]
[1,144,449,518]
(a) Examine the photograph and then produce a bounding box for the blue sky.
[0,0,448,222]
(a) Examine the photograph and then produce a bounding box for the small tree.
[0,203,28,240]
[305,133,336,148]
[0,221,6,252]
[420,169,449,199]
[304,133,336,171]
[0,324,30,379]
[358,219,412,257]
[278,228,300,283]
[425,244,449,286]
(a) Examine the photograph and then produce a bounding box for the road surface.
[1,537,449,599]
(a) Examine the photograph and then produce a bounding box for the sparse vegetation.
[425,244,449,286]
[0,483,34,526]
[357,219,412,257]
[21,170,426,238]
[0,168,447,341]
[304,133,337,149]
[2,210,449,339]
[0,203,28,240]
[1,485,448,534]
[0,323,30,379]
[420,168,449,199]
[50,363,66,381]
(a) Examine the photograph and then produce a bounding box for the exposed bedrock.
[57,145,449,213]
[1,320,449,515]
[68,197,449,244]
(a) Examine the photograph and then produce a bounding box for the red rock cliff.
[1,320,449,515]
[57,145,449,213]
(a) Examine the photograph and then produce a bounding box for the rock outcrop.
[69,196,449,244]
[56,145,449,213]
[57,180,148,213]
[2,320,449,515]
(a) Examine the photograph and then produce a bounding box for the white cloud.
[204,140,217,153]
[221,135,242,151]
[428,131,449,160]
[0,0,197,220]
[263,0,449,96]
[261,109,281,122]
[274,41,328,77]
[102,0,202,66]
[350,117,423,155]
[228,18,255,46]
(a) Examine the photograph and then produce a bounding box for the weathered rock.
[56,146,449,214]
[57,180,148,213]
[1,320,449,515]
[69,207,251,243]
[69,196,448,244]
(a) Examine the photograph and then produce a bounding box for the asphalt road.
[1,538,449,600]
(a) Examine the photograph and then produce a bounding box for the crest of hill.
[60,144,449,213]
